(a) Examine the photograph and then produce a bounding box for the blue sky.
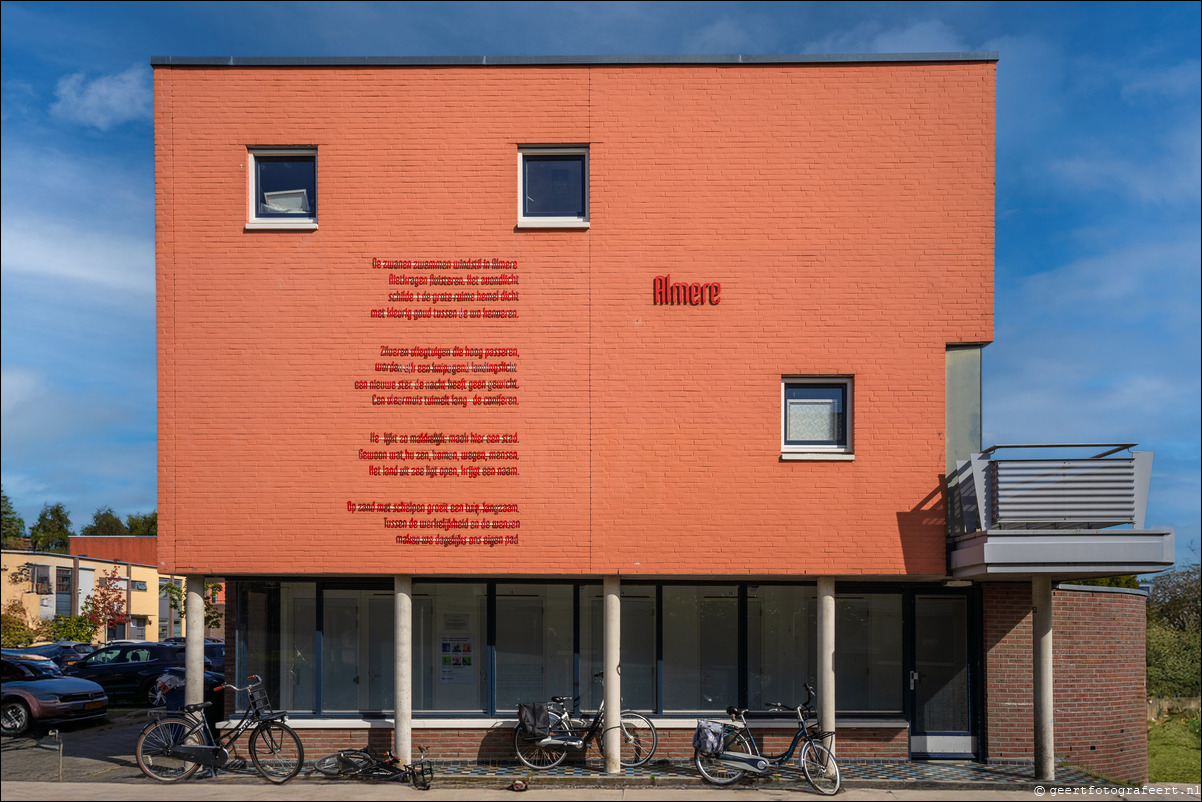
[2,1,1199,566]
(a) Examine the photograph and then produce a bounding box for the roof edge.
[150,53,999,68]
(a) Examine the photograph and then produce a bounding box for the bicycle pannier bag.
[693,719,724,755]
[517,702,550,740]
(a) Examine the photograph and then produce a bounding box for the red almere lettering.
[652,274,721,306]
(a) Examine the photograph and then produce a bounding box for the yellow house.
[1,549,187,642]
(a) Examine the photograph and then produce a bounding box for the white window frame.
[781,376,854,461]
[517,146,589,229]
[246,148,318,231]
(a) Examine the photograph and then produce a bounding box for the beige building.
[1,549,186,642]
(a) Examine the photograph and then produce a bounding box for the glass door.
[910,594,976,757]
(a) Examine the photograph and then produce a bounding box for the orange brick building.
[153,55,1171,781]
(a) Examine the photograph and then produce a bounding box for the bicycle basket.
[517,702,550,740]
[246,681,274,719]
[693,719,725,755]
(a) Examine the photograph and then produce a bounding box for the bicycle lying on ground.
[311,746,433,789]
[693,683,840,793]
[135,674,303,784]
[514,672,657,769]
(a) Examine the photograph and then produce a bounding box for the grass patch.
[1148,714,1201,783]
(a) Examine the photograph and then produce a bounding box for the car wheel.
[1,699,32,737]
[144,679,163,707]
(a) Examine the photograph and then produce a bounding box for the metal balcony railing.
[956,444,1153,533]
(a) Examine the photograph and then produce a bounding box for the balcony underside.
[950,527,1175,579]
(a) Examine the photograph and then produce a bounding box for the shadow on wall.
[896,483,947,574]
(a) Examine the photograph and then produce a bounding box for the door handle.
[909,670,920,690]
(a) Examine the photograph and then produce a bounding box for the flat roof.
[150,53,998,67]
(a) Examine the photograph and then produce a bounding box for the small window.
[518,146,588,229]
[782,377,853,460]
[248,148,317,230]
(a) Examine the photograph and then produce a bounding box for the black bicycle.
[694,683,840,794]
[514,673,657,770]
[135,675,303,784]
[312,746,433,789]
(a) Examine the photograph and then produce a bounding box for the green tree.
[1,486,27,549]
[126,510,157,538]
[163,581,225,631]
[79,506,129,538]
[1078,575,1140,589]
[1148,563,1200,632]
[1146,562,1201,698]
[30,503,72,553]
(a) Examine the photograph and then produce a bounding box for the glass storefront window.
[495,584,574,711]
[413,582,486,713]
[662,585,738,712]
[578,585,654,711]
[233,580,931,719]
[836,593,903,714]
[748,585,816,709]
[280,582,316,712]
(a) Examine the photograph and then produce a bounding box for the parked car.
[2,655,108,737]
[154,639,225,669]
[18,641,96,669]
[64,643,205,705]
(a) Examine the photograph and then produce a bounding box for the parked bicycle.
[135,674,303,784]
[693,683,840,794]
[311,746,433,789]
[514,673,657,769]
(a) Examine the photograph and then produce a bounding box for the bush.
[1147,618,1202,698]
[36,614,98,644]
[1,599,35,648]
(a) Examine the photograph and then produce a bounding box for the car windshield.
[15,659,63,678]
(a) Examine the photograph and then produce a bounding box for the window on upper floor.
[781,377,853,460]
[518,146,589,229]
[247,148,317,230]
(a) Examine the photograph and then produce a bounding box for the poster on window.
[439,634,475,683]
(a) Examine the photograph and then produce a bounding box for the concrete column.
[1033,576,1055,781]
[185,574,206,706]
[817,576,836,752]
[394,576,413,764]
[603,575,621,774]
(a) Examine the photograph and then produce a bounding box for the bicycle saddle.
[551,695,578,705]
[726,706,748,718]
[183,701,212,712]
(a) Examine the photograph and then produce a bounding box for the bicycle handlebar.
[213,674,264,693]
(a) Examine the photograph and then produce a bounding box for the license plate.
[86,701,103,710]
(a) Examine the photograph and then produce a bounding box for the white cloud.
[1121,60,1202,101]
[1,215,153,294]
[803,20,967,55]
[1049,120,1202,205]
[49,64,151,131]
[0,366,45,418]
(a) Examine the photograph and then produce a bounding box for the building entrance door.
[909,594,976,757]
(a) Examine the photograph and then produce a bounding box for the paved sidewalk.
[2,710,1198,801]
[1,780,1200,801]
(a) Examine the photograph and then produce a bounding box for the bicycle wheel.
[313,749,374,777]
[597,710,658,768]
[800,740,841,795]
[513,710,569,770]
[694,727,753,785]
[136,717,202,782]
[249,721,304,783]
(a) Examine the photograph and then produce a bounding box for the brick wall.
[156,60,995,581]
[982,582,1147,784]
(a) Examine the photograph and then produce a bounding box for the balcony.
[949,444,1174,579]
